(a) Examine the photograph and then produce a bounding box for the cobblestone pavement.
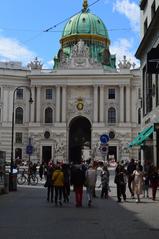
[0,167,159,239]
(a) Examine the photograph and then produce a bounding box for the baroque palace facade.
[0,0,141,165]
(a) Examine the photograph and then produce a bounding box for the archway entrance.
[69,116,91,164]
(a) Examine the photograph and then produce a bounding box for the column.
[56,85,60,122]
[36,86,41,123]
[126,85,131,122]
[3,86,9,122]
[99,85,104,122]
[62,86,66,122]
[93,85,98,122]
[120,85,124,122]
[31,87,35,123]
[8,88,13,122]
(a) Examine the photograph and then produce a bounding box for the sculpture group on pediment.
[27,57,43,70]
[71,39,89,58]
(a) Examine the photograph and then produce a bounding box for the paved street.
[0,168,159,239]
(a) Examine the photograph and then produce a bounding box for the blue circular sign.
[26,145,33,155]
[100,134,109,144]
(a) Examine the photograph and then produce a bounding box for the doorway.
[69,116,91,164]
[42,146,52,164]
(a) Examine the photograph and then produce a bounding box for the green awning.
[128,125,154,147]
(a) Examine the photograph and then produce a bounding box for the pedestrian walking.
[114,165,127,202]
[71,164,85,207]
[127,158,136,198]
[52,164,64,206]
[99,165,110,199]
[45,165,54,203]
[39,163,44,180]
[132,165,143,203]
[143,172,149,198]
[85,163,97,207]
[150,166,159,201]
[62,163,71,203]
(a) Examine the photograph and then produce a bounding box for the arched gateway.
[69,116,91,164]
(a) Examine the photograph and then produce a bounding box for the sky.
[0,0,140,69]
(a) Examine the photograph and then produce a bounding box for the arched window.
[15,107,23,124]
[108,107,116,123]
[45,107,53,123]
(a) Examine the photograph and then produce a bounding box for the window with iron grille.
[16,89,23,100]
[46,89,53,100]
[108,88,115,99]
[15,107,23,124]
[45,107,53,123]
[15,132,22,144]
[108,107,116,123]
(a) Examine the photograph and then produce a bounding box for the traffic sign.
[100,144,108,155]
[100,134,109,144]
[26,145,33,155]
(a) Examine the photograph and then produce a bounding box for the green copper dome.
[62,11,109,40]
[54,0,116,70]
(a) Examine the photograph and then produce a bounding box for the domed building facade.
[0,0,140,165]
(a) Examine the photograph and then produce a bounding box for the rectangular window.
[156,74,159,106]
[15,132,23,144]
[108,88,115,99]
[46,89,53,100]
[16,89,23,100]
[151,1,156,20]
[144,18,148,34]
[138,88,141,99]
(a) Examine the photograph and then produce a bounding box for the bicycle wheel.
[30,175,38,185]
[17,175,26,185]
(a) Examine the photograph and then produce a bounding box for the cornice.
[135,7,159,59]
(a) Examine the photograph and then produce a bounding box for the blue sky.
[0,0,140,68]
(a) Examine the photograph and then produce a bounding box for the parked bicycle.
[17,169,38,185]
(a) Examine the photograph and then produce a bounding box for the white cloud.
[0,36,35,64]
[110,38,140,68]
[113,0,140,32]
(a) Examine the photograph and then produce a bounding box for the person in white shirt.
[85,163,97,207]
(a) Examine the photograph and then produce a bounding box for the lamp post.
[10,86,33,191]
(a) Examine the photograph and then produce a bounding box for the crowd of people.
[41,160,110,208]
[18,158,159,206]
[114,158,159,203]
[40,158,159,206]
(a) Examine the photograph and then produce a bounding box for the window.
[144,18,148,34]
[16,89,23,100]
[46,89,53,100]
[15,132,22,144]
[151,1,156,20]
[138,108,141,124]
[15,107,23,124]
[108,88,115,99]
[45,107,53,123]
[108,107,116,123]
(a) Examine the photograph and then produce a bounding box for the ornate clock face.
[77,102,84,111]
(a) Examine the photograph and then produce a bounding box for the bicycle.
[17,170,38,185]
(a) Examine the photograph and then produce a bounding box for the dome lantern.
[83,0,88,12]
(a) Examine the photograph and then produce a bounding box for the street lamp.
[10,86,33,191]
